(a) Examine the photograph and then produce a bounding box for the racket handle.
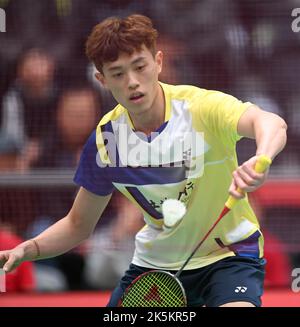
[225,155,272,209]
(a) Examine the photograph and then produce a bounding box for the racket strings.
[121,272,186,307]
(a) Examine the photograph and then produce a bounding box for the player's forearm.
[17,215,89,261]
[254,112,287,160]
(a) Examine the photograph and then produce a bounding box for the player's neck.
[129,84,165,136]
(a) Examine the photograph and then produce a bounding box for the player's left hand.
[228,155,269,199]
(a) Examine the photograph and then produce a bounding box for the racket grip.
[225,155,272,209]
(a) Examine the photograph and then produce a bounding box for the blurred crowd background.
[0,0,299,293]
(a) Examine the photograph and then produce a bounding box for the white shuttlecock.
[162,199,186,230]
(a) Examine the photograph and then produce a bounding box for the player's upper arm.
[236,104,286,139]
[68,187,112,238]
[237,104,262,139]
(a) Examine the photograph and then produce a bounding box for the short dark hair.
[85,14,158,72]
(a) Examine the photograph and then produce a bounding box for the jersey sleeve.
[73,131,115,196]
[198,90,253,147]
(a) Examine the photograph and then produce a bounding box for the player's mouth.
[129,92,145,103]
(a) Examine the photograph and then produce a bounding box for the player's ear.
[95,72,107,89]
[155,51,163,74]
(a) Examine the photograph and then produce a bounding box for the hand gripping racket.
[119,155,272,307]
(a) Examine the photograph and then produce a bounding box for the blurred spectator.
[156,34,195,85]
[83,193,144,290]
[237,0,297,62]
[27,85,101,290]
[233,73,283,116]
[249,194,291,288]
[0,134,19,170]
[0,224,36,292]
[34,84,100,169]
[0,48,58,171]
[149,0,240,90]
[0,0,74,65]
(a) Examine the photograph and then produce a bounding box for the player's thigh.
[219,301,255,307]
[204,256,266,307]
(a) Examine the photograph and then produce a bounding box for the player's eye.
[136,65,145,71]
[112,72,123,78]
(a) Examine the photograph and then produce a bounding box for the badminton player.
[0,14,287,307]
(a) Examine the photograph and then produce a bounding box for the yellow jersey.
[74,82,263,270]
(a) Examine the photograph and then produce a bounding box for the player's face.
[97,45,163,115]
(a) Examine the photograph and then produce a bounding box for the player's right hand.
[229,155,269,199]
[0,247,25,272]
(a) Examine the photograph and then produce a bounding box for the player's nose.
[127,73,139,90]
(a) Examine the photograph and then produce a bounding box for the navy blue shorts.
[107,256,266,307]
